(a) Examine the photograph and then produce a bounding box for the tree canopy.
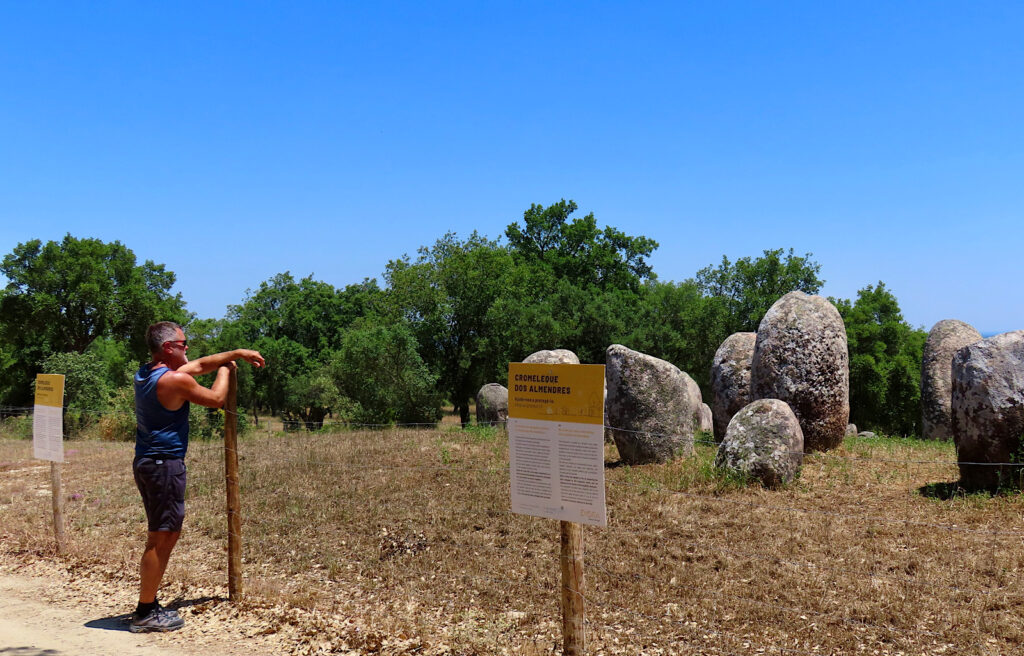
[0,206,934,440]
[834,283,926,436]
[0,235,185,405]
[505,199,658,292]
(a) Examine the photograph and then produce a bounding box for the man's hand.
[221,361,238,372]
[236,349,265,368]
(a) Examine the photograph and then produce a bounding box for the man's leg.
[139,530,180,604]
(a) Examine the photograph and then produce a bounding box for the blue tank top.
[134,364,190,459]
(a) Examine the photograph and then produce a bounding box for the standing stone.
[605,344,701,464]
[711,332,756,442]
[951,331,1024,490]
[698,403,713,435]
[751,291,850,452]
[475,383,508,427]
[921,320,982,441]
[845,423,858,437]
[715,399,804,488]
[524,349,580,365]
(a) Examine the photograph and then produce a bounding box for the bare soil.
[2,425,1023,655]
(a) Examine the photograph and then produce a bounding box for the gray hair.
[146,321,182,354]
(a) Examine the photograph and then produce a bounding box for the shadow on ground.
[84,596,224,632]
[918,481,971,500]
[0,649,63,656]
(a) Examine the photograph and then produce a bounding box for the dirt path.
[0,572,196,656]
[0,564,307,656]
[0,570,280,656]
[0,574,169,655]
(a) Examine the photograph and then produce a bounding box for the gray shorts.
[133,457,186,532]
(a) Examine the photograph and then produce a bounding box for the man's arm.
[177,349,265,376]
[157,367,234,410]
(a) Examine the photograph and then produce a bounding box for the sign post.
[508,362,606,656]
[33,374,66,554]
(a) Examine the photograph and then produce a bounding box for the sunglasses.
[163,340,189,349]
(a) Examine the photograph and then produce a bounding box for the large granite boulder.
[921,320,982,441]
[605,344,701,464]
[751,291,849,452]
[524,349,580,365]
[715,399,804,488]
[711,332,756,442]
[951,331,1024,490]
[845,423,858,437]
[698,403,713,435]
[475,383,508,426]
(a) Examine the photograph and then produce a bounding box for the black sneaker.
[130,605,184,633]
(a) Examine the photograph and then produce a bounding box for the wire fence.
[2,410,1023,654]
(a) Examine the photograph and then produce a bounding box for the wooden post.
[50,462,65,554]
[560,520,584,655]
[224,368,242,601]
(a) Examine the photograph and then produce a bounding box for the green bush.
[0,414,33,439]
[330,319,442,425]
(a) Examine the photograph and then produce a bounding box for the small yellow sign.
[34,374,65,408]
[507,363,605,425]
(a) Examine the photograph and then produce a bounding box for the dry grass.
[1,424,1023,655]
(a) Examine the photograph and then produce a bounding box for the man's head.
[146,321,188,367]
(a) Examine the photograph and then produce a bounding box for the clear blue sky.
[2,2,1021,335]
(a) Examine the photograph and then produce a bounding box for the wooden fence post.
[224,368,242,601]
[50,462,65,554]
[560,520,585,655]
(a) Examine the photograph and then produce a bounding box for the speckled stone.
[921,320,982,441]
[952,331,1024,490]
[605,344,701,464]
[711,332,756,442]
[523,349,580,365]
[715,399,804,488]
[699,403,713,435]
[475,383,508,427]
[751,292,849,452]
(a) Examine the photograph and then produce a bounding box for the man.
[131,321,264,633]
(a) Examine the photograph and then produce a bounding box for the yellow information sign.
[507,362,607,526]
[507,363,605,424]
[34,374,66,463]
[34,374,65,407]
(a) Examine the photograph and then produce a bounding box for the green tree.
[622,250,825,396]
[0,235,185,406]
[501,200,659,364]
[329,319,442,425]
[283,363,342,430]
[222,273,381,426]
[833,282,926,436]
[694,248,824,334]
[384,232,517,426]
[627,280,725,394]
[227,273,379,352]
[39,350,112,434]
[505,199,658,292]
